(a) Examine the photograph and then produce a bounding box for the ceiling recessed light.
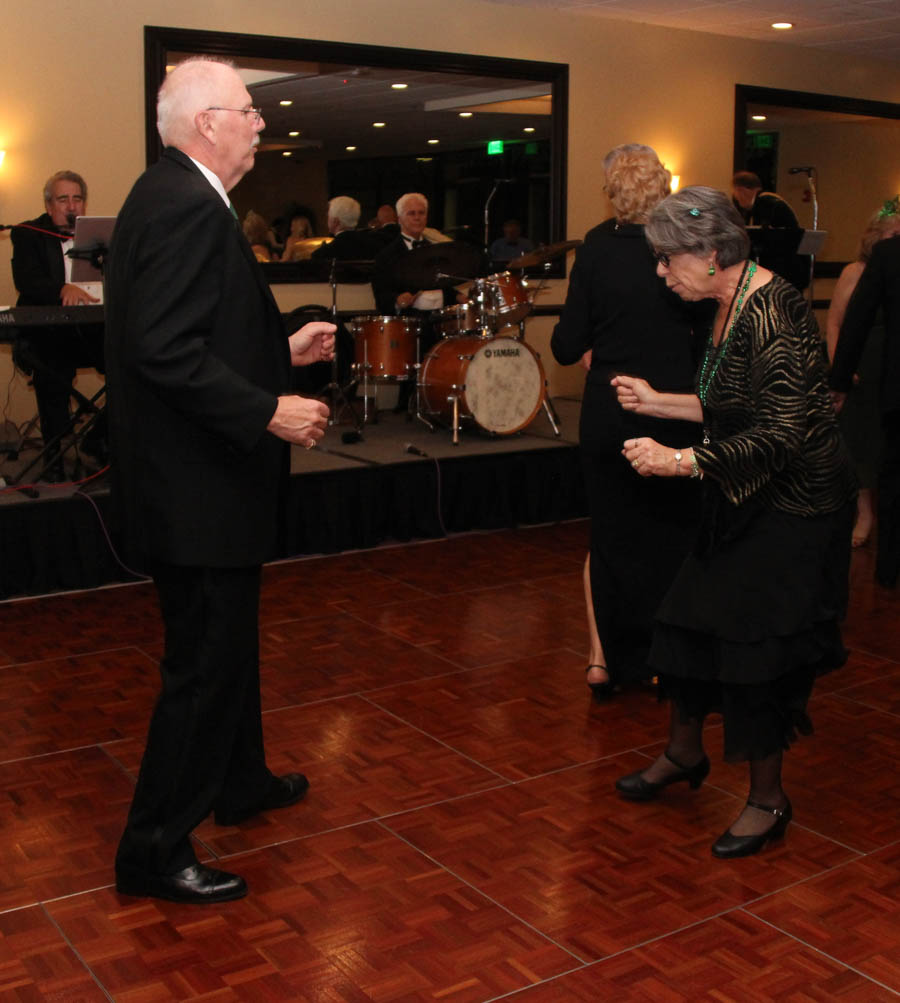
[391,83,408,90]
[372,121,386,128]
[459,111,473,118]
[282,151,292,157]
[279,100,293,106]
[345,145,357,151]
[523,127,535,133]
[771,21,793,30]
[427,138,439,145]
[288,130,300,137]
[751,114,767,121]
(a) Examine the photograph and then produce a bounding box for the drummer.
[371,193,467,411]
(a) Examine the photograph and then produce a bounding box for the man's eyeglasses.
[653,251,671,267]
[206,106,263,123]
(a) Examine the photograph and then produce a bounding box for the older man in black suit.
[105,57,334,904]
[831,233,900,587]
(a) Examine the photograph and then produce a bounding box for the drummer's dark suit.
[105,146,292,878]
[371,234,456,316]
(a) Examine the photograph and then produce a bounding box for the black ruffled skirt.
[650,493,854,761]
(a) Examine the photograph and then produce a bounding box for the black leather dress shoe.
[615,751,710,801]
[711,798,792,859]
[116,863,247,904]
[215,772,310,826]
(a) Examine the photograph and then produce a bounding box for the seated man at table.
[11,170,106,477]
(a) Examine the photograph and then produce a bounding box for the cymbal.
[393,240,486,290]
[508,239,582,269]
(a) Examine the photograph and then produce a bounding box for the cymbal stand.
[414,335,435,432]
[321,256,362,433]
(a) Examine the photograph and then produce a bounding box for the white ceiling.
[480,0,900,64]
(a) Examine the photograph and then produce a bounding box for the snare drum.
[470,271,531,328]
[348,315,420,380]
[420,335,546,435]
[434,303,481,338]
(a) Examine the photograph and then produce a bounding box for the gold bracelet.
[689,450,701,479]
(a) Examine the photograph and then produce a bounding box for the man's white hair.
[157,56,236,148]
[396,192,428,217]
[328,196,361,231]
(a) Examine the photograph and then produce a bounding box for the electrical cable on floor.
[405,443,448,537]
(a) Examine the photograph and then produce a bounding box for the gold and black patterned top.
[693,275,856,516]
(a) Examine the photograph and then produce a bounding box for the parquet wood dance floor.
[1,521,898,1001]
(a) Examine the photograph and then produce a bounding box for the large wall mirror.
[734,84,900,283]
[145,26,568,282]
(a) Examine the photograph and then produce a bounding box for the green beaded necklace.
[698,259,757,407]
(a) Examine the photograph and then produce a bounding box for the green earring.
[707,263,716,276]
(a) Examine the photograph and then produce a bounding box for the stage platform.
[0,396,586,601]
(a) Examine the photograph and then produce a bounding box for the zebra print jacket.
[692,275,856,516]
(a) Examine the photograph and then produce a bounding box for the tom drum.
[348,315,420,380]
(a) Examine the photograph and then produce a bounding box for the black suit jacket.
[104,148,291,568]
[371,235,456,316]
[11,212,67,305]
[830,234,900,417]
[310,227,383,263]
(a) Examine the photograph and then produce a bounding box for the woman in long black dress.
[613,186,856,857]
[551,144,701,700]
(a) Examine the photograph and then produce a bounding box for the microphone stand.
[484,182,501,250]
[320,256,362,434]
[807,170,818,309]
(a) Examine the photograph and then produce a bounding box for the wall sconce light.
[670,174,681,192]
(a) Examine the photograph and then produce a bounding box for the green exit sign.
[487,140,504,155]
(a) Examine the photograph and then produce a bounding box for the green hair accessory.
[878,195,900,220]
[688,207,701,217]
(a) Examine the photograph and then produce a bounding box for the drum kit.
[322,238,580,444]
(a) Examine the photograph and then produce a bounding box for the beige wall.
[776,120,900,261]
[2,0,900,420]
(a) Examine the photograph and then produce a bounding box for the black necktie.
[410,238,425,250]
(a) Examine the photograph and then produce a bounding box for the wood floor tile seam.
[39,900,115,1002]
[0,741,103,768]
[359,693,515,781]
[826,690,900,721]
[741,907,900,999]
[1,642,158,671]
[478,961,595,1002]
[372,817,592,967]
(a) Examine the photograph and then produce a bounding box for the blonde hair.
[603,144,671,224]
[858,206,900,262]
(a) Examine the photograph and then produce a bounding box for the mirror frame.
[144,25,569,281]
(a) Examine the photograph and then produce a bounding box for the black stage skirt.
[650,492,854,761]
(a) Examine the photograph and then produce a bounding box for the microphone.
[405,442,429,457]
[788,166,814,174]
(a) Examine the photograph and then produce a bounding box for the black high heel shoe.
[585,664,613,702]
[615,750,710,800]
[711,798,792,859]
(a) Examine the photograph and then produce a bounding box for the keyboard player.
[10,170,106,478]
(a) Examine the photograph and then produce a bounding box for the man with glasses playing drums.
[371,193,455,412]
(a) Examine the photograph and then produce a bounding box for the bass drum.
[420,335,546,435]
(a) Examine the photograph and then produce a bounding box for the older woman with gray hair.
[551,144,701,701]
[612,185,856,857]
